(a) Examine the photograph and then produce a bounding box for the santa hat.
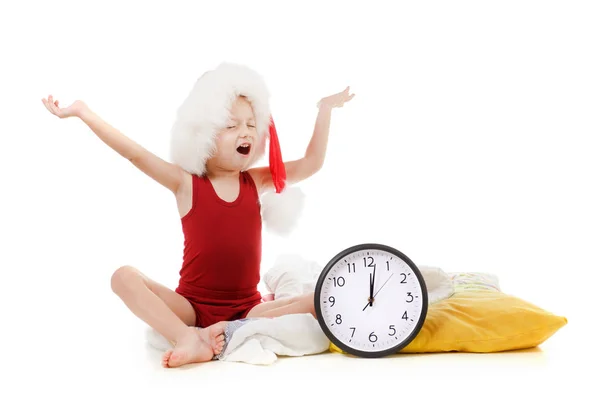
[169,62,304,235]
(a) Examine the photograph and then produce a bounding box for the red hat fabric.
[268,116,286,194]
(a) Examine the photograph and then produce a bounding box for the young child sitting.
[41,62,354,368]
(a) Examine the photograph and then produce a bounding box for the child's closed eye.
[227,124,255,129]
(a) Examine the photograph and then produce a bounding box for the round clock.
[314,243,428,358]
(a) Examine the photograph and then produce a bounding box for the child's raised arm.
[249,87,355,192]
[42,95,185,194]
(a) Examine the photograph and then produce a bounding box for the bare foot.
[196,321,228,355]
[161,327,214,368]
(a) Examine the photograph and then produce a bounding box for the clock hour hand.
[363,274,375,311]
[369,268,375,306]
[362,272,394,311]
[363,269,376,311]
[372,265,376,304]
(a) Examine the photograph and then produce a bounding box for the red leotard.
[175,171,263,327]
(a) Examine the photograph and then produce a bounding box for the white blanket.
[146,254,455,365]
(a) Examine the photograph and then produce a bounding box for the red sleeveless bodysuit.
[175,171,263,327]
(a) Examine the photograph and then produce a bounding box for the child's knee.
[110,265,140,294]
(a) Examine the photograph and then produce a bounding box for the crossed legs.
[110,265,226,368]
[111,265,316,367]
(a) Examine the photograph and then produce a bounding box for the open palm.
[318,86,355,109]
[41,95,87,119]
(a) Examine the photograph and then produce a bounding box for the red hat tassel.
[268,116,286,193]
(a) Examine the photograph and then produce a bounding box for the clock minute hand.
[362,272,374,312]
[362,272,394,311]
[370,265,376,306]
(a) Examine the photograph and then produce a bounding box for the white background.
[1,0,597,398]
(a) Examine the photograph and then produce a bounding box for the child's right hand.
[41,95,88,119]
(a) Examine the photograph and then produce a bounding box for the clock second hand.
[373,273,394,298]
[362,273,395,311]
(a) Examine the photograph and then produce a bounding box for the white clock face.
[317,247,426,355]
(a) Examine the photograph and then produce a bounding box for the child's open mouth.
[237,143,251,155]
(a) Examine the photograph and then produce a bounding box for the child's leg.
[246,292,315,319]
[110,265,226,367]
[111,265,196,334]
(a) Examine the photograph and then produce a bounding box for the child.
[41,62,354,368]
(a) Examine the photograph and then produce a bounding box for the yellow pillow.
[330,290,567,354]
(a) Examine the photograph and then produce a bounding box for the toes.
[214,335,225,353]
[214,334,225,347]
[162,350,173,368]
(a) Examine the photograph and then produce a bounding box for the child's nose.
[240,127,253,138]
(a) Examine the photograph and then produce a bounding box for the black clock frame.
[314,243,429,358]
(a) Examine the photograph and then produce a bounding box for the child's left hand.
[317,86,355,109]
